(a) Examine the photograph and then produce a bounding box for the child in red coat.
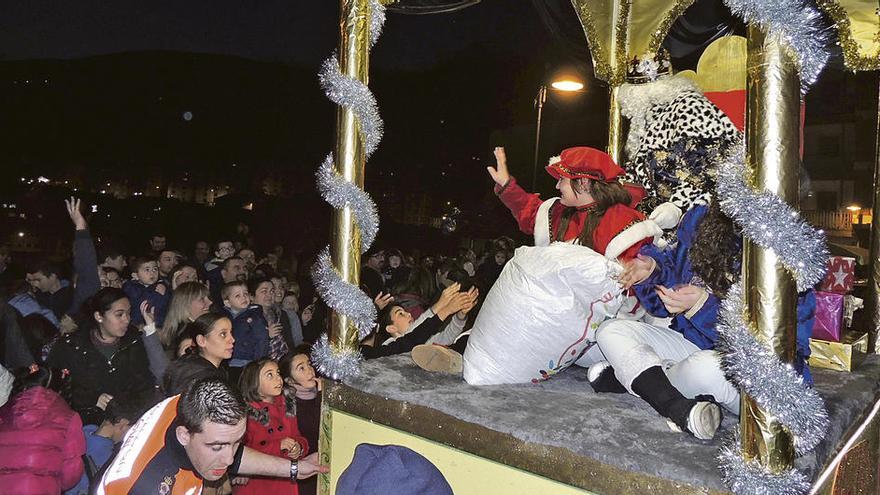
[235,358,309,495]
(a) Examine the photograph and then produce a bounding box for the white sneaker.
[667,401,722,440]
[586,361,611,383]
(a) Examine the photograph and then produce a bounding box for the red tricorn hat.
[545,146,646,207]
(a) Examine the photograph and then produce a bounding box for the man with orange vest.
[97,378,326,495]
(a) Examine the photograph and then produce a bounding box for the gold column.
[739,25,800,471]
[608,85,624,164]
[869,75,880,354]
[330,0,373,352]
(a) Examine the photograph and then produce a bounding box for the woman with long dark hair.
[488,146,649,259]
[162,312,234,396]
[47,287,155,425]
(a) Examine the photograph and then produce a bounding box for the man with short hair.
[149,234,167,256]
[209,257,247,307]
[157,250,181,281]
[98,246,127,273]
[25,261,72,321]
[97,378,325,494]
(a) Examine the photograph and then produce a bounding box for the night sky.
[0,0,874,255]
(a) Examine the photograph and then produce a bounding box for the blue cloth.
[122,280,170,327]
[224,305,270,366]
[7,293,60,328]
[65,424,114,495]
[336,444,452,495]
[634,205,815,384]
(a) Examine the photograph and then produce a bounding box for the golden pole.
[868,74,880,354]
[607,85,623,164]
[330,0,373,353]
[317,2,374,494]
[739,25,800,471]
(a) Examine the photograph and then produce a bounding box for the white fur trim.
[533,198,559,247]
[604,220,662,260]
[648,201,683,230]
[547,155,562,166]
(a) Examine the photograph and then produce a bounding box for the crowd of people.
[0,191,517,494]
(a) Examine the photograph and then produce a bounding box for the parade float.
[311,1,880,493]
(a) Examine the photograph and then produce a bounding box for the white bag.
[462,242,626,385]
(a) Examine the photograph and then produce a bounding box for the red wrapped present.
[812,291,844,342]
[817,256,855,294]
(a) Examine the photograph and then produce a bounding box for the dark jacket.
[162,352,226,396]
[47,327,156,425]
[361,313,445,360]
[122,280,171,327]
[71,229,100,317]
[0,299,35,369]
[35,281,73,322]
[634,205,815,384]
[224,305,270,366]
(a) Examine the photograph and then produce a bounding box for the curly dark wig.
[688,200,742,297]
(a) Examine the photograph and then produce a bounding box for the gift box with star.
[817,256,855,294]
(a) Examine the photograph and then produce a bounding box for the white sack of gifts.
[463,242,629,385]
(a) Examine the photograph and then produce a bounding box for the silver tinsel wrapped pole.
[311,0,386,381]
[713,23,830,495]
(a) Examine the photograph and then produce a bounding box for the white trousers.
[595,319,740,415]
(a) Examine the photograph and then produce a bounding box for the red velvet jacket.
[234,394,309,495]
[496,177,647,260]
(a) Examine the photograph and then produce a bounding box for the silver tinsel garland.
[319,55,384,157]
[717,282,829,454]
[312,247,378,339]
[721,0,830,93]
[311,333,365,381]
[316,154,380,252]
[718,429,811,495]
[715,142,829,292]
[311,0,386,381]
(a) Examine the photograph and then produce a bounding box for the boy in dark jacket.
[222,281,269,370]
[122,257,170,327]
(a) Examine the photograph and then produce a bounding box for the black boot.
[586,361,627,393]
[630,366,722,440]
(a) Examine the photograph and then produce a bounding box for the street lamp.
[532,78,585,190]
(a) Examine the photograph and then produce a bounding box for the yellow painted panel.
[327,410,594,495]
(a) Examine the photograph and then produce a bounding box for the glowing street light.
[533,76,586,189]
[550,80,584,91]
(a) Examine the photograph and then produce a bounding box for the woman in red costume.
[488,146,648,261]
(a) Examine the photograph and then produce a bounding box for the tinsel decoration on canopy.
[721,0,831,93]
[715,142,829,292]
[310,0,386,380]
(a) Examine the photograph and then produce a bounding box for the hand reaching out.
[64,197,87,230]
[456,287,479,318]
[139,301,155,327]
[296,452,329,479]
[655,285,706,315]
[373,292,394,310]
[619,255,655,289]
[487,147,511,187]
